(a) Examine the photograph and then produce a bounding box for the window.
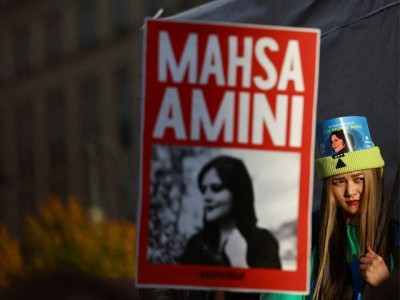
[46,87,67,171]
[0,39,5,84]
[15,102,36,234]
[44,10,64,62]
[112,0,132,34]
[79,74,102,205]
[79,75,100,143]
[77,0,99,48]
[115,65,133,149]
[12,25,30,76]
[0,118,5,187]
[46,87,68,196]
[15,102,35,179]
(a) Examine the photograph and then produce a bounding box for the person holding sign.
[261,116,394,300]
[180,155,281,269]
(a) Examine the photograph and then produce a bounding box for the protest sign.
[136,19,320,293]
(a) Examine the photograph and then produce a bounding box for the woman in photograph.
[180,155,281,269]
[330,129,354,154]
[261,121,394,300]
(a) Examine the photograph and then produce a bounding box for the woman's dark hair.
[197,155,257,233]
[330,129,355,150]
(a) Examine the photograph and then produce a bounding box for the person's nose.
[344,181,357,197]
[203,187,214,203]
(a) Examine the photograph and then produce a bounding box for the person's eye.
[354,177,364,183]
[332,179,344,186]
[211,184,224,192]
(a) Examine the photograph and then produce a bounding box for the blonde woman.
[261,119,393,300]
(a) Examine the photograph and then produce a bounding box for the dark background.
[0,0,210,298]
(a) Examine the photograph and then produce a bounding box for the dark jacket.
[180,227,281,269]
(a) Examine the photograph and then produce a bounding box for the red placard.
[136,19,320,293]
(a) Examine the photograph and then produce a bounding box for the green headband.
[316,147,385,179]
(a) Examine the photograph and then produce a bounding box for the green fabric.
[346,225,361,263]
[259,251,315,300]
[260,293,306,300]
[316,147,384,179]
[345,225,363,299]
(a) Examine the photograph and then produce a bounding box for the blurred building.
[0,0,211,235]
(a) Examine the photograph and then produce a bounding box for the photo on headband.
[316,116,373,158]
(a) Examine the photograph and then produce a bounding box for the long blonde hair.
[313,168,389,300]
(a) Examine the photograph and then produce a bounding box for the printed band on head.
[316,116,384,179]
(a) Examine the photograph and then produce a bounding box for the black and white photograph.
[147,145,300,271]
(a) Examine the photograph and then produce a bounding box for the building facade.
[0,0,210,235]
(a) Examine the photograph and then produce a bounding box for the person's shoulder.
[179,230,207,264]
[185,230,206,245]
[251,227,278,241]
[245,227,279,250]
